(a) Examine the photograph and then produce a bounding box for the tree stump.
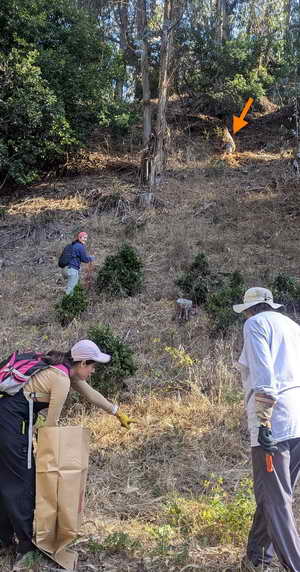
[176,298,193,321]
[138,191,154,208]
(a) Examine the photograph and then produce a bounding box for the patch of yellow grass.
[8,194,88,215]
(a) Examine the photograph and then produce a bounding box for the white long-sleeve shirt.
[238,311,300,446]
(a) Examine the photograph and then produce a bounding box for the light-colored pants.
[247,439,300,571]
[62,267,79,295]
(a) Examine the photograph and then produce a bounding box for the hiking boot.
[240,556,272,571]
[12,550,39,571]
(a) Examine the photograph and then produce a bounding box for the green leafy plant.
[149,525,175,556]
[205,271,245,335]
[175,252,212,304]
[178,34,277,116]
[0,0,125,184]
[176,255,245,335]
[165,477,254,546]
[56,284,88,327]
[97,243,144,297]
[88,324,137,395]
[271,273,300,311]
[88,532,140,554]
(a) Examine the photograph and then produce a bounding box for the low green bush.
[206,271,245,335]
[88,531,140,554]
[88,324,137,395]
[175,252,212,304]
[56,284,88,327]
[176,253,244,335]
[271,273,300,311]
[165,477,254,546]
[97,243,144,297]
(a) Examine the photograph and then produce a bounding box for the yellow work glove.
[115,410,137,429]
[255,392,276,427]
[35,414,46,429]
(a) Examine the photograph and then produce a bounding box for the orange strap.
[266,454,274,472]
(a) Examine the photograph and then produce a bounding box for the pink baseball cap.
[77,231,88,240]
[71,340,111,363]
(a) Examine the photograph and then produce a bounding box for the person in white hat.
[233,287,300,572]
[0,339,136,571]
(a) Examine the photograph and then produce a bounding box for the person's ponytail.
[42,350,74,368]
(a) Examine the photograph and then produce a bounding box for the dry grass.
[0,120,298,570]
[8,195,89,215]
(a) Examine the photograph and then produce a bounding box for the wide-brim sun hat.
[71,339,111,363]
[233,287,283,314]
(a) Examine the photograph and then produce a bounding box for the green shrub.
[175,252,212,304]
[205,271,245,335]
[56,284,88,327]
[88,324,137,395]
[178,34,276,116]
[97,243,144,297]
[149,525,175,556]
[271,273,300,311]
[0,0,124,184]
[176,254,245,335]
[0,49,75,184]
[88,532,140,554]
[165,477,254,546]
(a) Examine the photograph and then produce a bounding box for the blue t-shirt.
[68,241,93,270]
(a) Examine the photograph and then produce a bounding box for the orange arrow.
[232,97,254,134]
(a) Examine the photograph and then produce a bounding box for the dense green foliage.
[175,0,299,114]
[88,324,137,395]
[175,253,212,305]
[178,36,276,115]
[176,254,244,335]
[56,283,88,326]
[0,0,123,184]
[1,0,299,184]
[206,271,245,335]
[97,243,144,297]
[271,273,300,311]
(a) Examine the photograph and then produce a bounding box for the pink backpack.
[0,351,69,469]
[0,351,51,395]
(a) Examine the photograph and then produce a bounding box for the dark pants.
[247,439,300,571]
[0,391,47,554]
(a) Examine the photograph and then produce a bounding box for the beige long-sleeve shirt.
[25,366,115,426]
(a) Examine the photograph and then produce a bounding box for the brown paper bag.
[35,426,89,570]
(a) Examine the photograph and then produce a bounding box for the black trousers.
[0,391,47,554]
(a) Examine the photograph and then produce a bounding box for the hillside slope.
[0,112,299,571]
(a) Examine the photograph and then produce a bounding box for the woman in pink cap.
[0,339,136,571]
[59,231,95,295]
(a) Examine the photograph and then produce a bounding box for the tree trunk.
[216,0,226,45]
[115,0,129,100]
[137,0,153,189]
[283,0,293,58]
[137,0,152,146]
[150,0,176,189]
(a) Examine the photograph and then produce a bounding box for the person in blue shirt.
[62,232,94,294]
